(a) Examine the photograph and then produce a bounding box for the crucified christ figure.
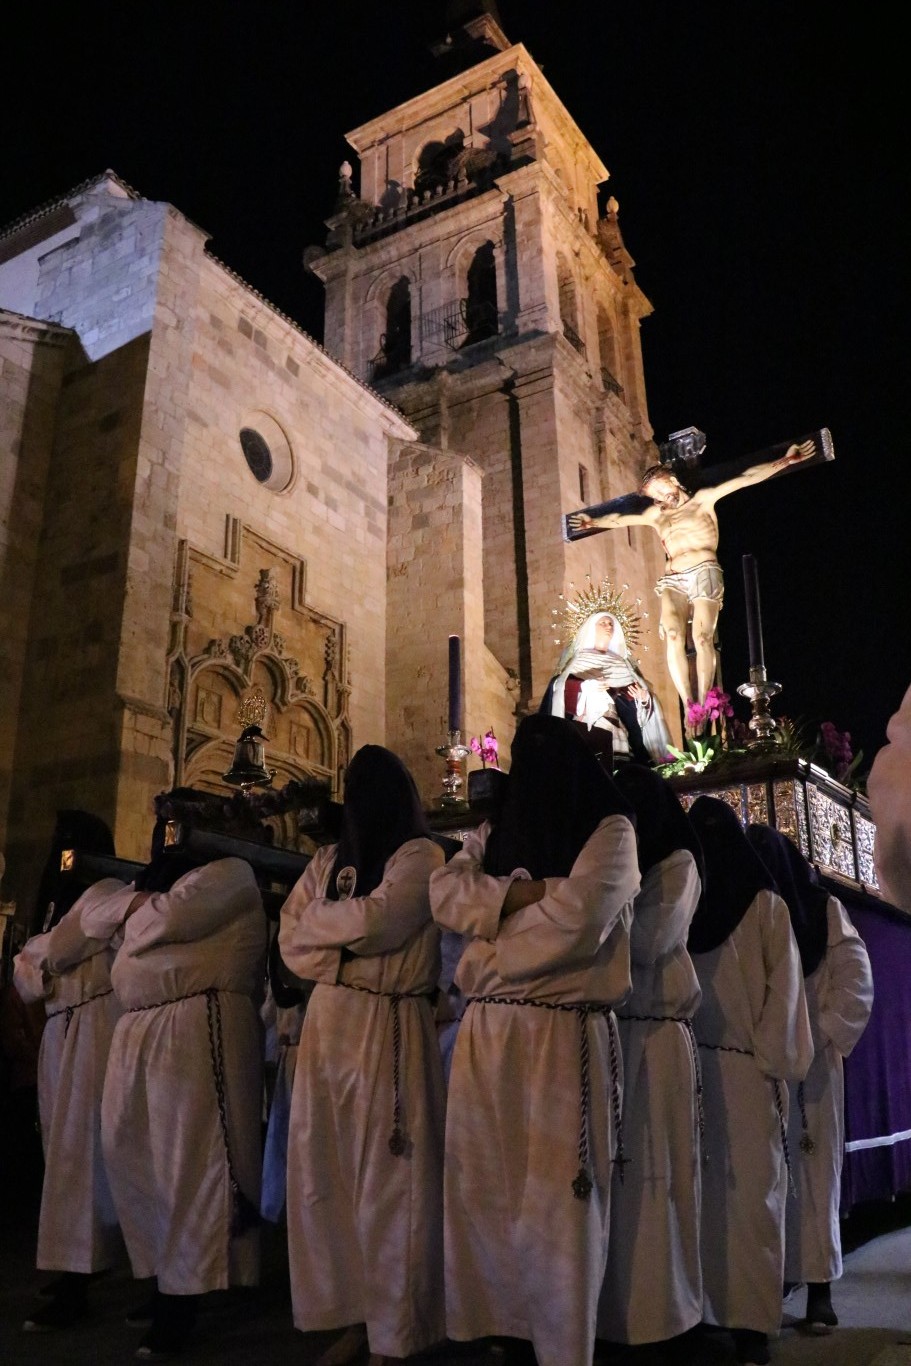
[565,437,820,711]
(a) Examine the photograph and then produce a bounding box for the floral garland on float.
[658,698,865,794]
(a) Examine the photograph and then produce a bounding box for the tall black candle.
[742,554,765,671]
[448,635,462,733]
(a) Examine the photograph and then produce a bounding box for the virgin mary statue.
[541,609,672,766]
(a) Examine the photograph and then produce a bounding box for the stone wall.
[0,315,74,864]
[32,191,166,363]
[386,442,513,801]
[4,332,150,909]
[106,206,414,854]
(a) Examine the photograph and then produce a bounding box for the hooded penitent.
[686,795,776,954]
[32,810,116,935]
[745,823,828,977]
[327,744,432,901]
[482,712,634,880]
[613,762,704,882]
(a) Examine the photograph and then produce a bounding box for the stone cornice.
[345,43,608,185]
[395,438,484,478]
[0,308,73,346]
[115,693,172,726]
[0,169,140,244]
[345,185,508,270]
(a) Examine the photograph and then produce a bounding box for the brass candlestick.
[737,665,783,751]
[435,730,471,810]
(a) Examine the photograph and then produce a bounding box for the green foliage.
[774,715,812,757]
[657,739,717,777]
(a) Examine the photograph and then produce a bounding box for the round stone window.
[240,428,273,482]
[238,412,294,492]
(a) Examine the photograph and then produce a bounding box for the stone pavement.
[1,1185,909,1366]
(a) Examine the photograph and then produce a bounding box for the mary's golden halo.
[558,578,641,656]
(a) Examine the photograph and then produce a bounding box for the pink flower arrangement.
[470,728,500,769]
[819,721,854,778]
[685,687,734,734]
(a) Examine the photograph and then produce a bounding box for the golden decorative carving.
[237,688,268,729]
[771,780,801,848]
[745,783,769,826]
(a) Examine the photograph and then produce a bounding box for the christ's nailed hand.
[782,438,816,466]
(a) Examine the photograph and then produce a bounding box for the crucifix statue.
[564,427,833,712]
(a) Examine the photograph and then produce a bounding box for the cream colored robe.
[692,889,813,1335]
[784,895,873,1282]
[85,858,267,1296]
[13,878,130,1273]
[278,837,446,1358]
[429,814,639,1366]
[599,849,703,1344]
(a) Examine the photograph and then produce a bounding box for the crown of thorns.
[555,578,641,655]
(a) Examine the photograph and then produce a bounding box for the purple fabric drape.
[836,884,911,1211]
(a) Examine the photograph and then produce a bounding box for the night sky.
[4,2,905,773]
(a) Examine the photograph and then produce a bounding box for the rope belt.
[126,987,246,1013]
[334,980,435,1157]
[797,1080,814,1155]
[617,1012,705,1161]
[47,988,114,1039]
[128,988,259,1234]
[698,1041,794,1194]
[468,994,624,1200]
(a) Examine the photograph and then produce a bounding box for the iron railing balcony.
[562,320,587,358]
[422,298,498,350]
[600,367,625,399]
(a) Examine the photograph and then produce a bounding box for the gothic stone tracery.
[167,523,351,809]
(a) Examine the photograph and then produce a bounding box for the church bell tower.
[306,1,678,772]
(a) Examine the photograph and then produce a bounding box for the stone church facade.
[0,8,677,913]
